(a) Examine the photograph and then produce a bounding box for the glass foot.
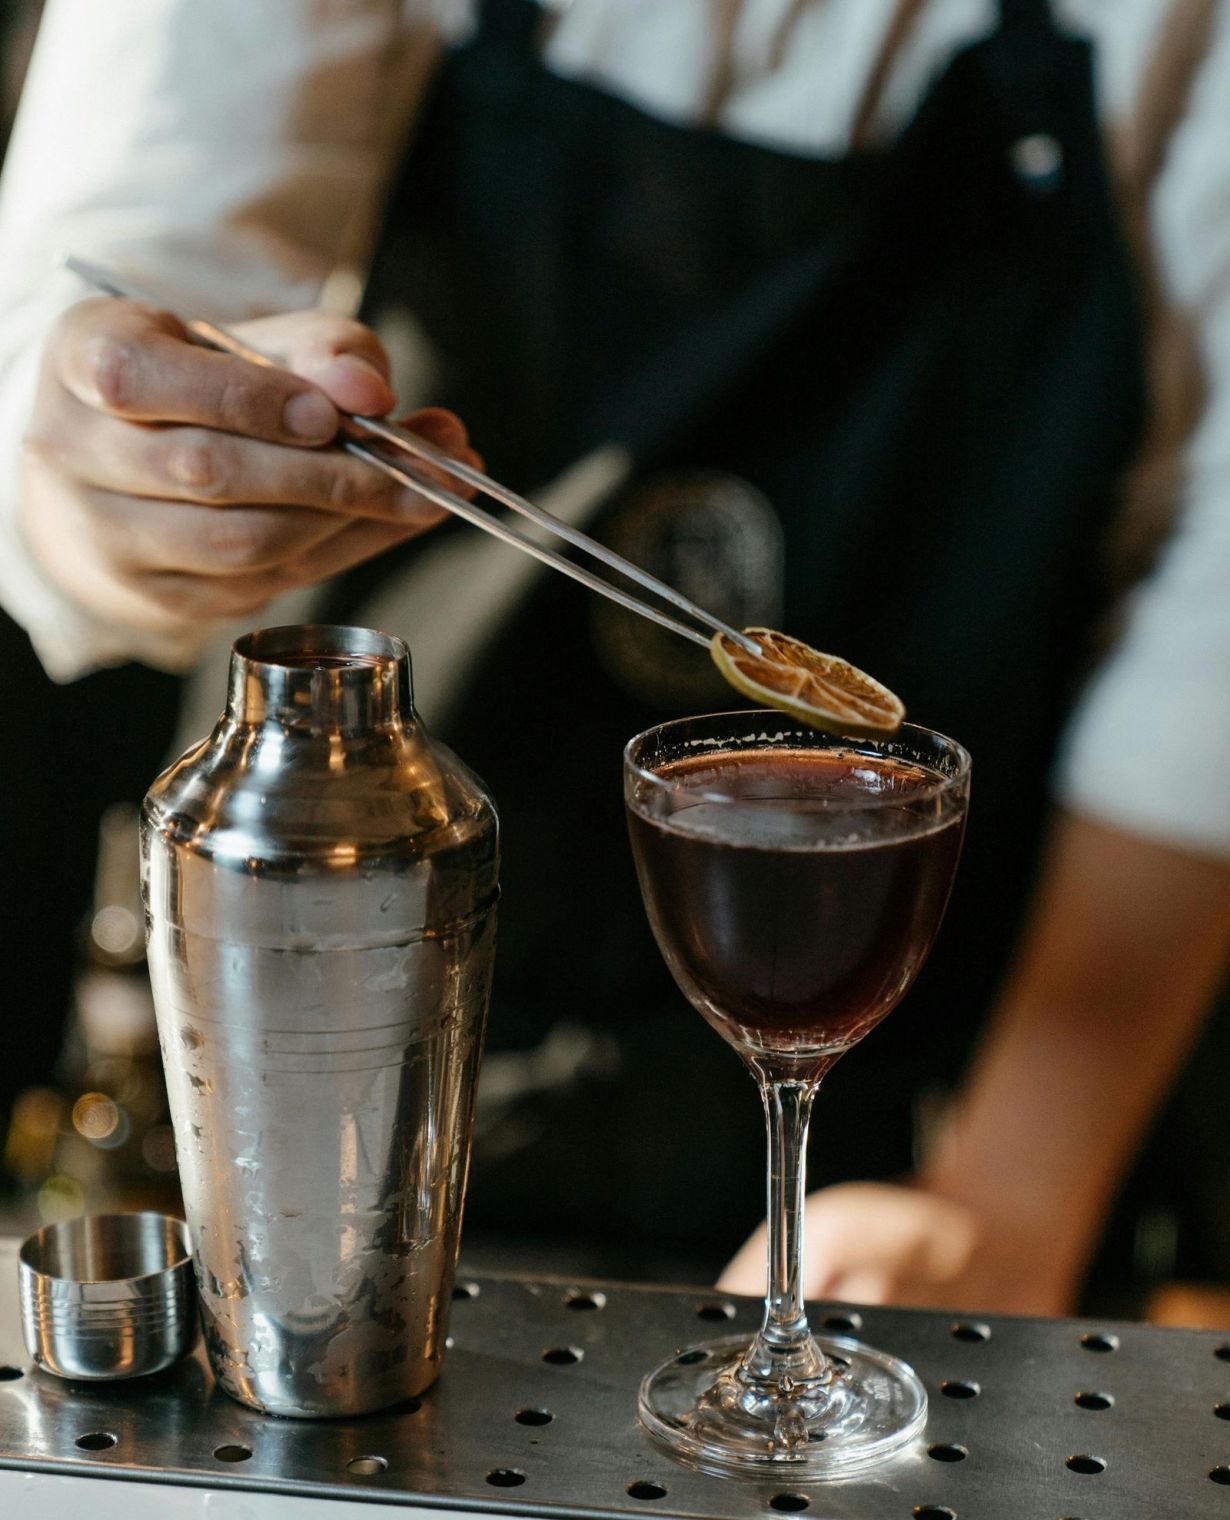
[638,1331,927,1478]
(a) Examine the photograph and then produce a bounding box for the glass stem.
[742,1077,827,1386]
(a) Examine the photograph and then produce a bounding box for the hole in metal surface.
[515,1408,554,1426]
[912,1508,957,1519]
[940,1379,980,1400]
[1215,1404,1230,1421]
[627,1481,668,1501]
[542,1346,584,1366]
[950,1322,990,1344]
[1210,1467,1230,1485]
[0,1366,22,1381]
[565,1290,606,1311]
[1216,1345,1230,1363]
[928,1444,968,1463]
[676,1349,710,1365]
[696,1301,736,1322]
[347,1455,388,1476]
[75,1433,116,1452]
[1074,1391,1113,1411]
[769,1493,810,1512]
[452,1281,479,1301]
[1065,1455,1105,1475]
[487,1468,526,1488]
[214,1445,253,1464]
[822,1312,862,1333]
[1079,1332,1118,1354]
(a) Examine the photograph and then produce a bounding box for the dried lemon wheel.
[710,626,905,738]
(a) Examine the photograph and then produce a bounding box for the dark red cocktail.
[627,747,964,1060]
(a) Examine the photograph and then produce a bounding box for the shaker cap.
[228,624,412,732]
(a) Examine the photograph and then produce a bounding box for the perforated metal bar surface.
[2,1239,1229,1518]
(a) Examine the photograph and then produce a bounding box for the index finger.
[55,298,339,446]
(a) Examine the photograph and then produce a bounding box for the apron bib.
[331,0,1151,1261]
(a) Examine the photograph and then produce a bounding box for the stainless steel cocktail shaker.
[141,625,498,1417]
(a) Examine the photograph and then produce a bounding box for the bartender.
[0,0,1228,1312]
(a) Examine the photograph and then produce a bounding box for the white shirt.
[0,0,1228,857]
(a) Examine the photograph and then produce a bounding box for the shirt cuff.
[1053,624,1230,863]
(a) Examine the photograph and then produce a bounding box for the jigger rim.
[19,1211,192,1292]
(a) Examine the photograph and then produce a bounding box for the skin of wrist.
[910,1161,1087,1309]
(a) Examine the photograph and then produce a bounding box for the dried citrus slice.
[710,627,905,738]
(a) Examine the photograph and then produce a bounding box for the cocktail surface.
[627,747,963,1056]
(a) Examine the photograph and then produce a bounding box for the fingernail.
[284,390,336,441]
[406,407,466,449]
[396,487,448,522]
[327,354,396,414]
[332,353,389,387]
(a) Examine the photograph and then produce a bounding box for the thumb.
[717,1183,980,1301]
[717,1225,770,1296]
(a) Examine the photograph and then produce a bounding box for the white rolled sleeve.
[0,0,421,679]
[1054,3,1230,859]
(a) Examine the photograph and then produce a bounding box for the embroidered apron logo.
[590,471,784,708]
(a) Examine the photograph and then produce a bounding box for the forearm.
[921,808,1230,1306]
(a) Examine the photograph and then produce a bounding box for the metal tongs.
[66,255,760,657]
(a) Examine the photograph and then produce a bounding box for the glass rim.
[623,710,971,810]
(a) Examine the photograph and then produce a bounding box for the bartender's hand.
[21,298,479,636]
[718,1183,975,1309]
[717,1181,1070,1316]
[722,813,1230,1319]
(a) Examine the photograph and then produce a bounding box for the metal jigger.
[19,1212,197,1380]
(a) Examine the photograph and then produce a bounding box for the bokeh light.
[71,1092,120,1143]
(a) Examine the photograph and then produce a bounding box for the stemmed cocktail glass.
[624,711,970,1477]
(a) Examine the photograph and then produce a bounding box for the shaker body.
[142,626,498,1417]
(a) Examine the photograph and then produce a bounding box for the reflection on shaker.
[141,625,498,1418]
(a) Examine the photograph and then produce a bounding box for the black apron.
[328,0,1146,1272]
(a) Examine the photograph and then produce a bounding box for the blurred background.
[0,0,1228,1330]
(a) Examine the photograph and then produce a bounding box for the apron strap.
[851,0,926,149]
[997,0,1058,31]
[475,0,541,50]
[1118,0,1219,192]
[850,0,1065,151]
[1105,0,1219,589]
[701,0,746,126]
